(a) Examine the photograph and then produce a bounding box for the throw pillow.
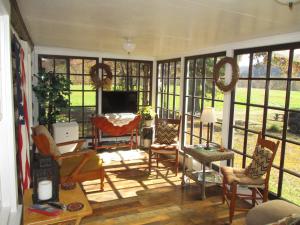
[155,122,178,145]
[245,145,273,179]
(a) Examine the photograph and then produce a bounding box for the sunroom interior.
[0,0,300,224]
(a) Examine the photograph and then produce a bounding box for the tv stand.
[91,113,141,150]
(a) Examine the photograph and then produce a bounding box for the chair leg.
[229,183,237,224]
[263,186,269,202]
[222,177,226,204]
[148,149,152,174]
[100,167,105,191]
[175,150,179,176]
[156,153,159,167]
[251,188,256,206]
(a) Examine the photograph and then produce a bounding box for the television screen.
[101,91,138,114]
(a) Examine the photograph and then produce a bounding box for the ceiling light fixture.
[276,0,300,9]
[123,39,136,55]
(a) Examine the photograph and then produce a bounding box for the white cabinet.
[52,122,79,154]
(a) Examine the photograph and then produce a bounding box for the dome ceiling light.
[275,0,300,9]
[123,39,136,55]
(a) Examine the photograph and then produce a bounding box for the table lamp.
[200,107,216,150]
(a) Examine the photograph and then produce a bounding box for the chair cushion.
[246,145,273,178]
[33,125,61,158]
[155,122,178,145]
[221,166,265,186]
[60,154,102,177]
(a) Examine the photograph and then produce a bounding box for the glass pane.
[269,80,287,108]
[84,59,97,74]
[193,116,200,137]
[235,80,248,103]
[271,50,289,78]
[215,101,223,123]
[55,59,67,73]
[41,58,54,73]
[290,81,300,110]
[175,79,181,95]
[116,61,127,76]
[186,59,195,78]
[185,115,192,134]
[176,61,181,78]
[70,91,82,106]
[269,168,279,195]
[195,58,204,78]
[128,77,138,91]
[215,87,224,101]
[170,62,175,78]
[248,106,264,132]
[267,137,282,167]
[128,62,139,76]
[194,79,202,97]
[193,98,201,116]
[175,96,180,111]
[116,77,126,90]
[84,91,96,106]
[204,79,213,99]
[163,63,169,78]
[246,131,259,156]
[84,107,96,121]
[213,123,222,145]
[192,135,200,145]
[205,57,214,78]
[70,75,82,90]
[157,64,162,78]
[84,76,94,90]
[185,97,193,114]
[287,111,300,141]
[169,79,175,94]
[250,80,265,105]
[70,59,83,74]
[157,94,161,107]
[233,129,245,152]
[292,49,300,78]
[204,99,212,108]
[266,109,284,139]
[186,79,194,96]
[233,152,243,168]
[284,142,300,174]
[70,106,83,122]
[163,94,168,108]
[140,63,151,77]
[56,108,69,122]
[83,122,93,137]
[282,173,300,205]
[78,122,83,138]
[185,132,191,145]
[234,104,247,128]
[237,54,250,78]
[168,94,174,110]
[252,52,267,78]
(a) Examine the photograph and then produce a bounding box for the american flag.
[15,40,31,191]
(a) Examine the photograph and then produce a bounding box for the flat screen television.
[101,91,138,114]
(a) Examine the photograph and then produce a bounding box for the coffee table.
[23,183,92,225]
[182,145,234,200]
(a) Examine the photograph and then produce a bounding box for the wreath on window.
[90,63,113,89]
[213,57,239,92]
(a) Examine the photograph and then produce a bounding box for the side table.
[23,183,92,225]
[181,145,234,200]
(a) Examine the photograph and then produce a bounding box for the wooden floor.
[81,149,248,225]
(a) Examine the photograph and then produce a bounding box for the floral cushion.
[155,122,178,145]
[245,145,273,179]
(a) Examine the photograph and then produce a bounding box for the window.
[38,55,98,138]
[183,52,226,146]
[156,58,181,119]
[230,42,300,205]
[102,59,153,108]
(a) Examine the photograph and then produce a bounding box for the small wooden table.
[182,145,234,200]
[23,183,92,225]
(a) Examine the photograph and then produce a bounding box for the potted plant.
[138,106,155,127]
[33,71,72,133]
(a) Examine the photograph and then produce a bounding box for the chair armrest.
[56,149,95,160]
[56,139,86,152]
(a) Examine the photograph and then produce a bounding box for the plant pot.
[144,120,153,127]
[143,139,152,148]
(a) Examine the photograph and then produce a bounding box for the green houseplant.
[138,106,156,127]
[33,71,72,132]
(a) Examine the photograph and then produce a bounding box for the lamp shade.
[200,107,216,123]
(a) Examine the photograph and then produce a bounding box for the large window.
[38,55,98,138]
[102,59,153,108]
[230,42,300,205]
[183,52,225,146]
[156,58,181,119]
